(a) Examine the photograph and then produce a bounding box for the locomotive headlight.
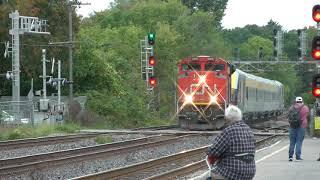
[184,95,193,104]
[210,95,217,104]
[199,75,206,84]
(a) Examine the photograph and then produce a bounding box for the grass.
[0,123,81,141]
[94,135,113,144]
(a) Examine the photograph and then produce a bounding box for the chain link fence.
[0,101,34,126]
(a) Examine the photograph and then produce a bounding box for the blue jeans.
[289,127,305,159]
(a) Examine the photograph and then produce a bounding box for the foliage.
[0,0,313,128]
[239,36,273,60]
[0,123,80,141]
[181,0,228,26]
[0,0,80,96]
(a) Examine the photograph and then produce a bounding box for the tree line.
[0,0,314,127]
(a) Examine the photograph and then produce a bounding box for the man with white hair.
[206,105,256,180]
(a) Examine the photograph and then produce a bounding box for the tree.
[239,36,273,60]
[181,0,228,26]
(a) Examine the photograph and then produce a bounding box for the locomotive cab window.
[182,63,201,71]
[205,64,225,71]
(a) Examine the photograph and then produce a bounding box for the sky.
[77,0,320,31]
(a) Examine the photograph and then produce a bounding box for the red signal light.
[313,5,320,22]
[149,77,156,86]
[312,36,320,60]
[312,50,320,59]
[149,56,156,66]
[313,88,320,97]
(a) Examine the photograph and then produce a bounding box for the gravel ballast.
[0,134,146,159]
[5,135,216,180]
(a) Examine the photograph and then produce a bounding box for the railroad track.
[0,134,199,178]
[132,124,179,131]
[72,134,281,180]
[0,133,101,150]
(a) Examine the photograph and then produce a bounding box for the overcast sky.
[77,0,320,30]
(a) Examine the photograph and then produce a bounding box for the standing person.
[288,96,309,161]
[206,105,256,180]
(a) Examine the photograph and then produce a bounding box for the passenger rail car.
[177,56,284,130]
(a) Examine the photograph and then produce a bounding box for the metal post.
[58,60,61,111]
[42,49,47,100]
[10,10,20,102]
[145,36,149,90]
[68,3,73,100]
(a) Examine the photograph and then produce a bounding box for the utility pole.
[68,2,73,100]
[58,60,61,111]
[66,0,90,100]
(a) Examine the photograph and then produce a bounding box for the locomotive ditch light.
[149,56,156,66]
[313,5,320,22]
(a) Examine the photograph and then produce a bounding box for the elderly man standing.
[206,105,256,180]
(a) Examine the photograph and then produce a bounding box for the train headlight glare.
[199,75,206,84]
[210,95,217,104]
[185,95,193,104]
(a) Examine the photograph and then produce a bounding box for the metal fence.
[0,101,34,125]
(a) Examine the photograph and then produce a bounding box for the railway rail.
[72,134,281,180]
[0,134,198,177]
[0,133,100,150]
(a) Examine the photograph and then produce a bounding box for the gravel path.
[0,134,146,159]
[5,135,216,180]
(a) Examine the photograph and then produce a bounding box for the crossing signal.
[148,33,155,45]
[313,74,320,97]
[313,5,320,22]
[312,36,320,60]
[149,77,157,86]
[149,56,156,66]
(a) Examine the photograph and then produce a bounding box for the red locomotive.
[177,56,234,129]
[177,56,284,130]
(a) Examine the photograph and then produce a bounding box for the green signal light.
[148,33,155,45]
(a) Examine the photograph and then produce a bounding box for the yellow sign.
[315,116,320,129]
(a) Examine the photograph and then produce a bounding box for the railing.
[0,101,34,125]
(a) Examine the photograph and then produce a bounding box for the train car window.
[214,64,225,71]
[205,64,225,71]
[181,64,201,71]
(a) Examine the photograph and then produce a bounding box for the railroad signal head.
[313,74,320,97]
[149,77,157,86]
[149,56,156,66]
[313,5,320,22]
[312,36,320,60]
[148,33,155,45]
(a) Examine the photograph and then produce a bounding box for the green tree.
[239,36,273,61]
[181,0,228,26]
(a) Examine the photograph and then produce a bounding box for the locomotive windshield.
[205,64,225,71]
[182,63,201,71]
